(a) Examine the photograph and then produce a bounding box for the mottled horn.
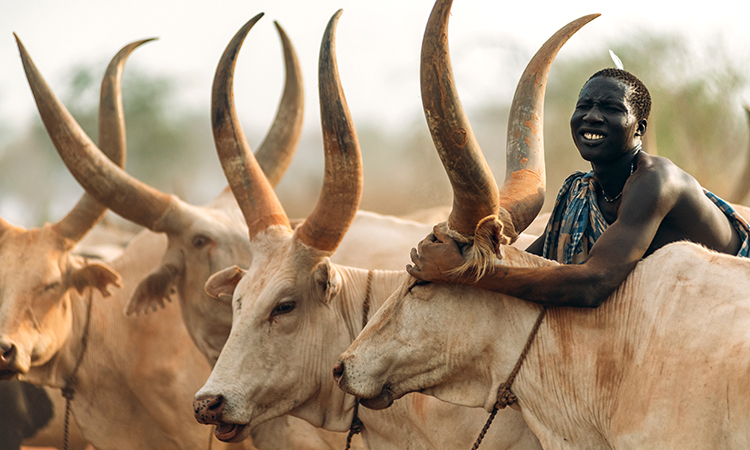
[500,13,599,235]
[16,35,160,241]
[254,21,305,187]
[295,10,363,252]
[213,13,291,239]
[420,0,499,236]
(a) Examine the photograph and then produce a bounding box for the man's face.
[570,76,643,164]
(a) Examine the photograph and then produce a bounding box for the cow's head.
[193,10,364,442]
[334,1,597,411]
[0,37,147,381]
[0,224,120,382]
[47,14,304,366]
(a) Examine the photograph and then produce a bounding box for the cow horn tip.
[13,32,24,49]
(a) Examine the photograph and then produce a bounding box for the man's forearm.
[472,263,621,308]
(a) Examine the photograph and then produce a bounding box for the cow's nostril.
[0,343,17,364]
[193,395,226,425]
[208,395,224,411]
[332,361,344,383]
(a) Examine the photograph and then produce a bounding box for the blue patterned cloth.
[541,171,750,264]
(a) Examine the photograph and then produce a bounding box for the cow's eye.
[43,281,60,292]
[270,301,296,318]
[192,234,212,249]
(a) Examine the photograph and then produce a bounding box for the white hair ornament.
[609,49,624,70]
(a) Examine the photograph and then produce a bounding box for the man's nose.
[583,106,603,123]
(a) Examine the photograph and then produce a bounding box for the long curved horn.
[254,21,304,187]
[500,13,599,235]
[15,35,179,235]
[421,0,498,236]
[42,24,302,235]
[295,10,362,252]
[728,105,750,204]
[213,13,291,239]
[55,38,155,240]
[16,35,153,241]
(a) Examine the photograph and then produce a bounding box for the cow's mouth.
[358,385,396,410]
[214,422,248,442]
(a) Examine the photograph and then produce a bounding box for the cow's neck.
[330,269,531,449]
[291,267,409,434]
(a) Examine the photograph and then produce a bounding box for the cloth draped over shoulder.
[541,171,750,264]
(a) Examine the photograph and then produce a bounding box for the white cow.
[41,12,452,450]
[338,240,750,449]
[334,2,750,449]
[192,7,595,448]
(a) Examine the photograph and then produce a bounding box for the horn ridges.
[212,13,291,239]
[420,0,500,236]
[500,14,599,234]
[295,9,363,252]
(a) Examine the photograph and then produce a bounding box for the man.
[408,68,750,308]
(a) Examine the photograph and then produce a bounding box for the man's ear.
[311,258,341,304]
[71,262,122,297]
[635,118,647,137]
[125,264,178,316]
[205,266,246,300]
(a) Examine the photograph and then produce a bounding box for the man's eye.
[270,301,296,318]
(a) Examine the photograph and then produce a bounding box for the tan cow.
[191,6,594,448]
[2,38,149,450]
[335,3,750,449]
[8,37,139,450]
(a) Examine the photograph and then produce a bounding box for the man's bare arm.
[408,167,678,307]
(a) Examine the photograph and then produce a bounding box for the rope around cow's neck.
[61,290,94,450]
[344,269,373,450]
[471,306,547,450]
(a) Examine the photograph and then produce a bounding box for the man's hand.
[406,225,469,284]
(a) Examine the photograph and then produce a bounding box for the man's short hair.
[585,68,651,123]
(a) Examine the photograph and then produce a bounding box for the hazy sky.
[2,1,750,142]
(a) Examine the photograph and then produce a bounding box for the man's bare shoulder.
[631,153,699,199]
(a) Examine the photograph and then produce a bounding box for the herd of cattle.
[3,0,750,449]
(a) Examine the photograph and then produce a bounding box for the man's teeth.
[584,132,604,140]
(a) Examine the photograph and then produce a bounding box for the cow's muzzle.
[0,340,21,380]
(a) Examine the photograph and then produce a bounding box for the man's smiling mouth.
[583,132,605,140]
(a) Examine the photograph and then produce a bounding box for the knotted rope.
[62,293,94,450]
[471,306,547,450]
[344,270,373,450]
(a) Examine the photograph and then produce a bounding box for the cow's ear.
[205,266,246,301]
[71,262,122,297]
[312,258,341,304]
[125,265,178,316]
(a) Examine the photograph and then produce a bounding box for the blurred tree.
[0,61,218,227]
